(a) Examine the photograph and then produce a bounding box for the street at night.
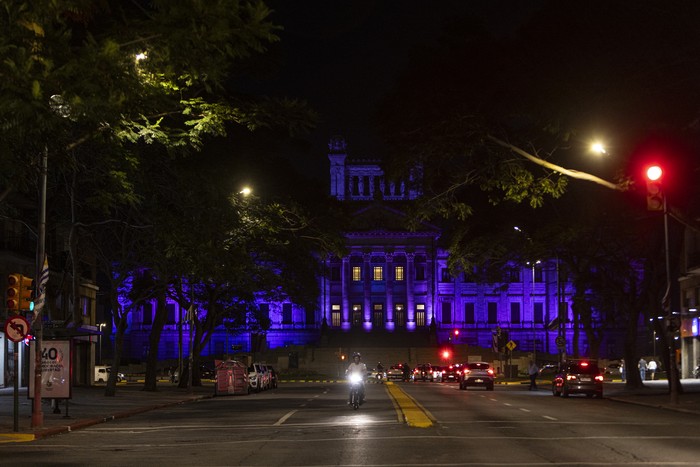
[3,380,700,465]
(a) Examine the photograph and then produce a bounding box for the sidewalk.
[2,379,699,443]
[604,379,700,415]
[0,381,215,443]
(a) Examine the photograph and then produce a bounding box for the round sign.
[4,315,30,342]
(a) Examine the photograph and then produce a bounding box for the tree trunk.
[144,291,167,391]
[104,306,128,397]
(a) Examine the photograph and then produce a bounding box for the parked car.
[268,366,278,388]
[200,364,215,380]
[458,362,495,390]
[552,360,604,398]
[248,363,269,392]
[94,366,125,383]
[603,361,623,381]
[413,363,433,382]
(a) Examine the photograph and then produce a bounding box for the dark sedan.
[552,360,604,398]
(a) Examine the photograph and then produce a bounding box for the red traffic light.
[453,329,460,337]
[646,165,662,181]
[644,165,664,211]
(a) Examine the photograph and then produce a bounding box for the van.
[94,365,125,383]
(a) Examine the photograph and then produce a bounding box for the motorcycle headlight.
[349,373,362,384]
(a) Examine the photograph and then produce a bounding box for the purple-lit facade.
[120,137,612,362]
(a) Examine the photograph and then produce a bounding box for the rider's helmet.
[352,352,361,361]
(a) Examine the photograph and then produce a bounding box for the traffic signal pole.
[31,147,48,428]
[662,193,680,405]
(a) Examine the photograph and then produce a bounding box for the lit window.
[416,304,426,327]
[331,304,341,327]
[373,266,383,281]
[395,266,404,281]
[352,266,362,281]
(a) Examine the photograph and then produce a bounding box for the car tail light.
[487,369,494,376]
[566,375,577,381]
[595,375,604,382]
[463,368,471,375]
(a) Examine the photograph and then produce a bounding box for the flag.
[33,255,49,319]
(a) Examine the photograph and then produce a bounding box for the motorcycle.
[348,373,363,410]
[694,365,700,379]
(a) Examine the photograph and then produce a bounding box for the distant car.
[459,362,494,390]
[538,363,559,379]
[431,366,444,382]
[413,364,433,382]
[552,360,604,398]
[248,363,269,392]
[200,365,215,380]
[603,361,623,380]
[367,368,387,383]
[268,366,278,388]
[387,364,406,381]
[442,363,462,383]
[94,366,125,383]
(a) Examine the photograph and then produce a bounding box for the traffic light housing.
[7,273,33,313]
[645,165,664,211]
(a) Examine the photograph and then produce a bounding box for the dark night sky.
[241,1,700,208]
[263,1,541,159]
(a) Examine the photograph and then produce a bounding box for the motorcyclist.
[346,352,367,405]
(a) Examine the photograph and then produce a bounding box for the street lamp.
[590,142,607,155]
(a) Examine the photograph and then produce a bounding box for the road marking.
[273,410,298,426]
[384,382,433,428]
[503,403,512,406]
[0,433,35,443]
[519,408,531,413]
[543,415,557,420]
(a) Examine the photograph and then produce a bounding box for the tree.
[1,1,320,396]
[375,1,700,392]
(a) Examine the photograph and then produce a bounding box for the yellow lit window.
[373,266,383,281]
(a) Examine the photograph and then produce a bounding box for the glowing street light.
[590,142,607,155]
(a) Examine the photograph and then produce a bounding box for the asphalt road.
[3,381,700,466]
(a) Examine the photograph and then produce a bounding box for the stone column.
[407,253,415,330]
[342,257,350,330]
[363,253,371,327]
[385,253,394,330]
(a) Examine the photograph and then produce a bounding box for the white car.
[248,363,270,392]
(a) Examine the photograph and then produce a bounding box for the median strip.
[384,382,433,428]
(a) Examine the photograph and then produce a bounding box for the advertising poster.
[28,339,72,399]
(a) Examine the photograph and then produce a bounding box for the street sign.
[506,340,517,351]
[555,336,566,349]
[4,315,30,342]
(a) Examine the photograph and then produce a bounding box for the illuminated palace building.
[123,137,603,360]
